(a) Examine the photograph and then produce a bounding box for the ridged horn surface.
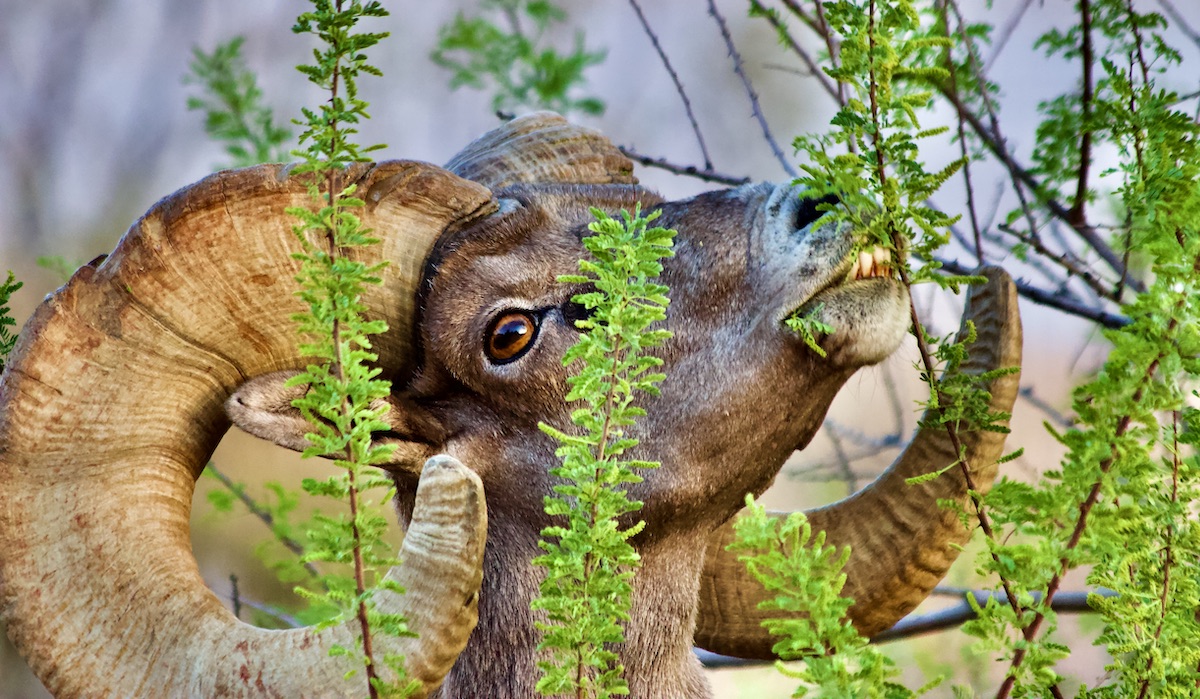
[445,111,636,190]
[695,267,1022,658]
[0,162,493,697]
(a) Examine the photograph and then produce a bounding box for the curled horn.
[0,162,493,696]
[696,267,1022,658]
[445,111,636,189]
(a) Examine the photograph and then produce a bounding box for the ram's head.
[0,113,1020,698]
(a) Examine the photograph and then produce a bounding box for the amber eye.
[485,311,540,364]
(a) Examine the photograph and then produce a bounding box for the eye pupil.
[493,318,531,350]
[486,312,538,363]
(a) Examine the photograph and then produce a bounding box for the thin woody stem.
[937,0,983,264]
[1068,0,1095,226]
[324,4,379,693]
[706,0,798,178]
[862,0,1030,653]
[627,0,713,169]
[618,146,750,186]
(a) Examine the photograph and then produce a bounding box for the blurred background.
[1,0,1199,696]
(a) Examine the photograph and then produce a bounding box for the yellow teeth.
[850,246,892,281]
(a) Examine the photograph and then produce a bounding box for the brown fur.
[231,179,910,698]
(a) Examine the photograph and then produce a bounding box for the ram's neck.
[436,513,711,699]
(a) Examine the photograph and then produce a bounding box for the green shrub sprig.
[432,0,606,117]
[728,496,923,698]
[533,206,674,699]
[185,36,292,169]
[286,2,417,697]
[0,271,22,372]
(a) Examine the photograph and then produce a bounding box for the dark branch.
[204,462,322,579]
[1019,386,1075,428]
[985,0,1037,70]
[706,0,799,178]
[1156,0,1200,52]
[627,0,714,169]
[216,588,305,629]
[694,589,1110,667]
[873,590,1110,643]
[619,145,751,186]
[934,256,1130,329]
[230,574,242,620]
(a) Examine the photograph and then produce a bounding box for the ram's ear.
[226,370,446,472]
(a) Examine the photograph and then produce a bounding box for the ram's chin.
[810,278,909,368]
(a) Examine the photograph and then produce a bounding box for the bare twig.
[216,589,305,629]
[693,589,1108,667]
[823,419,902,451]
[1069,0,1096,226]
[881,364,906,439]
[809,0,846,109]
[985,0,1037,71]
[1156,0,1200,53]
[706,0,798,177]
[826,426,859,492]
[204,462,322,580]
[1019,386,1075,428]
[230,574,242,620]
[627,0,713,169]
[934,256,1130,329]
[996,222,1121,304]
[937,0,984,264]
[618,145,750,186]
[748,0,840,103]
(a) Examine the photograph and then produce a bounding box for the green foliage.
[785,303,835,358]
[287,1,416,696]
[770,1,1200,696]
[728,496,922,698]
[185,36,292,169]
[35,256,80,283]
[790,0,964,288]
[432,0,606,117]
[533,206,675,698]
[201,467,342,626]
[959,4,1200,696]
[0,271,22,372]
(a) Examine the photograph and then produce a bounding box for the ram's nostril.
[793,193,840,231]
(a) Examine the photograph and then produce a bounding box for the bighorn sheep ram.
[0,113,1020,698]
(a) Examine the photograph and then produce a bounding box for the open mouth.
[846,246,893,283]
[788,245,895,319]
